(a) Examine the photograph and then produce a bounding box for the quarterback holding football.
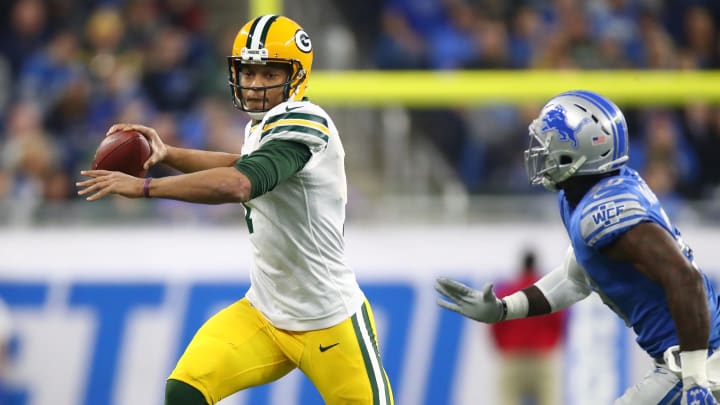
[78,14,393,405]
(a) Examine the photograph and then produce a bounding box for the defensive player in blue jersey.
[435,90,720,405]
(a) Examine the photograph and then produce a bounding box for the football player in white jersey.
[78,14,393,405]
[436,90,720,405]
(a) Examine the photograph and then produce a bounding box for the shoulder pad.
[578,182,649,247]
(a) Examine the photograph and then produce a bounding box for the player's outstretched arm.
[107,123,241,173]
[162,146,242,173]
[603,222,716,400]
[435,246,591,323]
[78,139,310,203]
[435,279,553,323]
[78,167,252,203]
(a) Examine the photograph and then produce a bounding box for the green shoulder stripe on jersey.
[261,125,329,142]
[264,112,329,128]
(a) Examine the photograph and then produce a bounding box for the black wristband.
[500,299,508,321]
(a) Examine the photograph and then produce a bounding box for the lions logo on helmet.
[227,15,314,118]
[524,90,629,190]
[541,104,591,149]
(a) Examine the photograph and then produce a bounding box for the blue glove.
[682,382,719,405]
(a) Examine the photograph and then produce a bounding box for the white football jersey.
[241,99,365,331]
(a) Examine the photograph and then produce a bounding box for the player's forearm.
[664,269,712,386]
[501,285,552,320]
[147,167,251,204]
[666,270,711,352]
[524,285,553,316]
[163,145,242,173]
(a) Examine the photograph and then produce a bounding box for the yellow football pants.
[168,297,394,405]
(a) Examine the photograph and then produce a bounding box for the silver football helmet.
[524,90,629,190]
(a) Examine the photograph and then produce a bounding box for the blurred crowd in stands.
[0,0,719,223]
[0,0,249,215]
[367,0,720,208]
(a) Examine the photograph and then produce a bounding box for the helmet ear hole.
[559,155,573,165]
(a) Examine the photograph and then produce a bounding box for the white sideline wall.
[1,223,719,405]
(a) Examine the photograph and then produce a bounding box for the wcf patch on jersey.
[591,202,626,226]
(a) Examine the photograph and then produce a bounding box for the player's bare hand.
[77,170,145,201]
[106,123,167,170]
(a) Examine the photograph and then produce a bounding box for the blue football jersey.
[558,167,720,358]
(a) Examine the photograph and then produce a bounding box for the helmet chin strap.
[543,156,587,191]
[247,111,267,120]
[245,92,293,120]
[541,177,558,191]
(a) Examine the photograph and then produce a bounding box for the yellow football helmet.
[228,15,313,115]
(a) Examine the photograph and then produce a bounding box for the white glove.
[435,278,504,323]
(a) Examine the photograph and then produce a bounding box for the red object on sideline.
[490,272,565,353]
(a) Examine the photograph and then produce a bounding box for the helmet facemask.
[227,56,303,117]
[525,119,587,191]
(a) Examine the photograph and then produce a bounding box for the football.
[91,130,152,177]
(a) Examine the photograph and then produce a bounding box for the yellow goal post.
[309,70,720,107]
[246,2,719,107]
